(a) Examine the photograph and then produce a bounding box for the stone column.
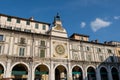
[31,68,34,80]
[96,67,101,80]
[50,61,54,80]
[28,62,32,80]
[5,59,11,78]
[31,63,35,80]
[83,66,87,80]
[108,66,113,80]
[68,61,72,80]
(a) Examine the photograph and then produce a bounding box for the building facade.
[0,13,120,80]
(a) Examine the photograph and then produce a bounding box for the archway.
[72,66,83,80]
[34,64,49,80]
[100,67,108,80]
[87,67,96,80]
[55,65,67,80]
[11,64,28,80]
[0,64,4,79]
[111,67,119,80]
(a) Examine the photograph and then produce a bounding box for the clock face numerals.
[55,45,65,55]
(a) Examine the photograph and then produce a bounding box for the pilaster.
[68,61,72,80]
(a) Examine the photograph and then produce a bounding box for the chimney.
[104,41,108,44]
[29,17,34,20]
[95,40,98,43]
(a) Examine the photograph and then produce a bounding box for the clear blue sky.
[0,0,120,42]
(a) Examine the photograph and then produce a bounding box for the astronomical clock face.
[53,41,68,58]
[55,45,65,55]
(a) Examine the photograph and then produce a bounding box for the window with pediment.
[16,19,20,23]
[26,21,30,25]
[7,17,11,22]
[39,49,45,58]
[42,24,46,30]
[40,40,46,47]
[19,47,25,56]
[86,46,90,51]
[97,48,101,53]
[107,49,112,54]
[35,23,39,29]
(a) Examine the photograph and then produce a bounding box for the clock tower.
[50,13,68,58]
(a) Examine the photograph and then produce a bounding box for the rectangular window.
[7,17,11,22]
[86,46,90,51]
[107,49,112,53]
[16,19,20,23]
[0,35,3,41]
[26,21,30,25]
[35,23,39,29]
[40,40,45,46]
[19,47,25,56]
[40,49,45,58]
[42,24,46,30]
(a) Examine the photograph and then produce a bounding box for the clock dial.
[55,45,65,55]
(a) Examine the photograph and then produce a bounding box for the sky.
[0,0,120,42]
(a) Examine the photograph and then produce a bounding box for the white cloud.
[80,22,86,28]
[90,18,111,32]
[114,16,120,20]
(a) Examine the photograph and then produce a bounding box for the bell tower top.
[53,13,62,26]
[50,13,68,38]
[55,13,61,21]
